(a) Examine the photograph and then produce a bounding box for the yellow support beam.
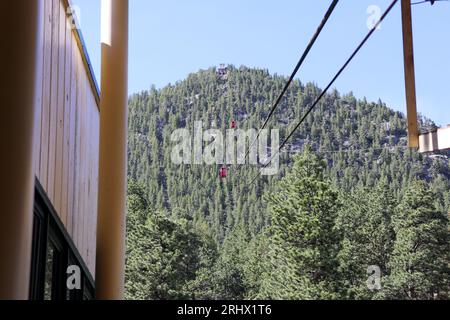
[401,0,420,149]
[0,0,42,299]
[96,0,129,300]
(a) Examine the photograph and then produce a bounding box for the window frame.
[29,179,95,300]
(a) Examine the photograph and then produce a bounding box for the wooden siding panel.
[35,0,100,276]
[78,62,87,258]
[88,93,100,274]
[54,0,67,216]
[39,0,53,189]
[72,50,83,250]
[67,36,77,237]
[34,0,45,178]
[47,0,60,204]
[61,15,73,228]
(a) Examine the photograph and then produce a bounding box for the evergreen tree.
[380,181,450,300]
[125,182,218,300]
[336,179,396,299]
[261,148,341,299]
[209,226,250,300]
[126,66,450,300]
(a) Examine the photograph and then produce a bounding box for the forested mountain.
[125,65,450,300]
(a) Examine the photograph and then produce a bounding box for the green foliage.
[379,181,450,300]
[336,179,396,299]
[208,226,250,300]
[125,182,218,300]
[125,66,450,300]
[260,148,341,299]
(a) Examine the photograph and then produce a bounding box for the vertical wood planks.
[39,0,53,189]
[78,57,87,258]
[87,88,99,273]
[34,0,100,276]
[34,0,45,178]
[61,10,73,228]
[72,49,82,250]
[54,0,67,216]
[67,34,78,238]
[47,0,60,203]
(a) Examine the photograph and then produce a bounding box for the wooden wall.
[34,0,100,276]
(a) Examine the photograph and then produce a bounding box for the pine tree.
[380,180,450,300]
[261,147,341,299]
[336,179,396,299]
[125,182,218,300]
[126,66,450,300]
[209,226,250,300]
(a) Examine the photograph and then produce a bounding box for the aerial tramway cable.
[411,0,448,5]
[242,0,400,190]
[241,0,340,165]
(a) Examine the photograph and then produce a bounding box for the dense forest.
[125,65,450,300]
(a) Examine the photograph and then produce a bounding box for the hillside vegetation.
[125,66,450,300]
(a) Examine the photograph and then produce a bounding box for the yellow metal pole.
[0,0,42,299]
[96,0,129,300]
[401,0,419,149]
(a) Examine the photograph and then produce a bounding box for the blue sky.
[72,0,450,125]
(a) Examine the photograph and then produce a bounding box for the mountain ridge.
[125,65,450,300]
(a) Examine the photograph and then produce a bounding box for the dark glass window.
[44,244,54,300]
[30,180,95,300]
